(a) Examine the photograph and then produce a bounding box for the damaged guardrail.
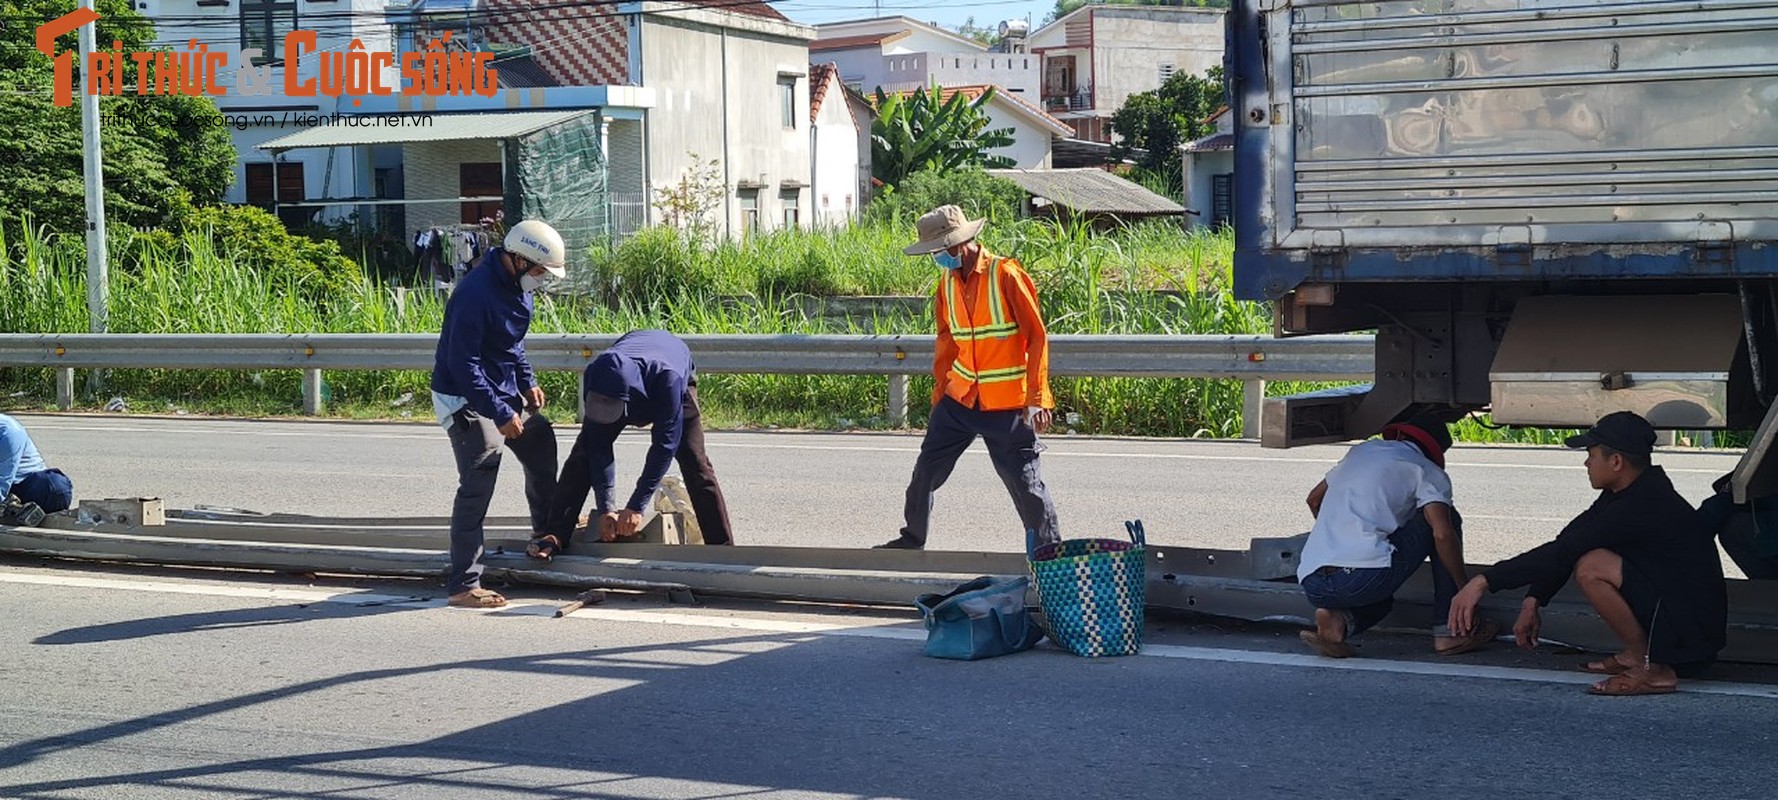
[0,333,1375,434]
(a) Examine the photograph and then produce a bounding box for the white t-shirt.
[1296,439,1454,581]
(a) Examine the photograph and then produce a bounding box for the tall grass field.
[0,215,1592,443]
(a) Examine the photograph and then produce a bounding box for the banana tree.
[871,84,1017,189]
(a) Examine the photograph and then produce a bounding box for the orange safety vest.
[938,255,1037,412]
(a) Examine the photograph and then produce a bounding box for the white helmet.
[503,220,567,278]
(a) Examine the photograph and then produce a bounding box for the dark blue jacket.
[430,249,535,426]
[581,330,695,512]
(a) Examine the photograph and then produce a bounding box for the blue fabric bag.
[914,575,1046,660]
[1030,520,1147,658]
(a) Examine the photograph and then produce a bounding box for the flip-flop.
[1299,629,1356,659]
[1579,655,1636,675]
[1587,672,1677,696]
[1435,619,1501,656]
[447,588,508,608]
[526,534,564,562]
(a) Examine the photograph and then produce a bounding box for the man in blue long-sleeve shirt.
[1,413,73,519]
[430,219,568,608]
[531,330,735,555]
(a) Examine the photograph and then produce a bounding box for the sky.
[773,0,1058,32]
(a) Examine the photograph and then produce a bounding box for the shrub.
[181,205,362,300]
[863,168,1026,227]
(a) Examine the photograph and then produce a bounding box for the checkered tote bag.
[1030,520,1147,657]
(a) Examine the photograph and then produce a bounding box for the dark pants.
[445,405,557,594]
[898,396,1059,551]
[549,385,734,546]
[1299,509,1463,636]
[9,468,73,513]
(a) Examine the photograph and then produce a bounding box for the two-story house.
[1026,5,1224,143]
[151,0,814,246]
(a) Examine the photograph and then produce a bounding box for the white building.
[808,63,874,227]
[1026,5,1224,142]
[1182,107,1235,228]
[140,0,402,226]
[811,17,1040,99]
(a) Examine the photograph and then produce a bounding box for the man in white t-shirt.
[1296,412,1500,658]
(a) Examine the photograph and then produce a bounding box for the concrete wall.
[640,11,814,236]
[986,106,1054,169]
[811,75,861,228]
[1090,8,1224,115]
[924,52,1040,97]
[1184,150,1233,229]
[402,139,503,233]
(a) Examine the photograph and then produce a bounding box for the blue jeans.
[10,468,73,514]
[1299,509,1463,636]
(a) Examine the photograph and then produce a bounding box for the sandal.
[447,588,508,608]
[526,534,564,562]
[1579,654,1637,675]
[1587,671,1677,696]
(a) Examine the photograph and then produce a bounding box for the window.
[779,76,797,128]
[739,189,760,235]
[459,163,502,224]
[780,189,800,228]
[1159,63,1177,83]
[240,2,296,66]
[245,162,307,227]
[1211,173,1233,228]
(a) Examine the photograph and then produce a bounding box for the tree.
[954,16,1003,48]
[1108,67,1226,195]
[0,0,235,233]
[871,85,1017,189]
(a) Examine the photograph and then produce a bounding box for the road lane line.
[20,421,1734,474]
[10,570,1775,698]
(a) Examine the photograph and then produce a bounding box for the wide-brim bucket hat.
[904,205,987,255]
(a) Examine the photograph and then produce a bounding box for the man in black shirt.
[1448,411,1726,695]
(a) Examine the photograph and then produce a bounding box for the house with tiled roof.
[1180,106,1235,228]
[812,16,1039,99]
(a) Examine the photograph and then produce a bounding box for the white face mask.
[520,273,546,293]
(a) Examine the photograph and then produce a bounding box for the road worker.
[530,329,735,557]
[0,413,73,523]
[430,219,566,608]
[877,205,1060,552]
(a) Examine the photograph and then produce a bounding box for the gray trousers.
[899,396,1060,551]
[445,405,557,594]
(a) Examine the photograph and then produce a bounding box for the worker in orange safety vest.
[876,205,1061,552]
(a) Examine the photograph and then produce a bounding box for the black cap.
[1564,411,1656,456]
[584,391,625,425]
[1403,411,1454,454]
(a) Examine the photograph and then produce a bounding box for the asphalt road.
[2,563,1776,800]
[12,413,1748,571]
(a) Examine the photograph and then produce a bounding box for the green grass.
[1,214,1677,445]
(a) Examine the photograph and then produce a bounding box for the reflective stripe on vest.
[943,256,1029,398]
[942,258,1019,341]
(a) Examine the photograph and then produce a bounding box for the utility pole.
[78,0,108,337]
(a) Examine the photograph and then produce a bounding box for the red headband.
[1382,423,1446,469]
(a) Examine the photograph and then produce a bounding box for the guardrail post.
[56,368,75,410]
[888,374,909,427]
[1242,379,1266,439]
[302,369,324,415]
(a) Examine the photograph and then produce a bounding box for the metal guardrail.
[0,333,1376,434]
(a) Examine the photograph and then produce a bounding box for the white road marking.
[21,420,1735,474]
[7,570,1773,699]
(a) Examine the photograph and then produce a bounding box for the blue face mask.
[932,250,962,270]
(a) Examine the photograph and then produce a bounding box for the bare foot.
[1300,608,1356,658]
[1579,652,1641,675]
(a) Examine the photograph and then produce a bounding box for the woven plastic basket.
[1030,520,1146,657]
